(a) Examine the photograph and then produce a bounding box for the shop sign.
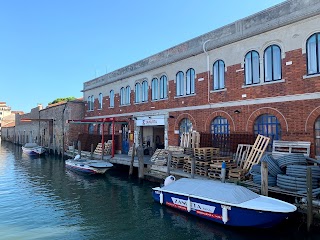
[136,118,165,126]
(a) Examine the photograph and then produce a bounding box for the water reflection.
[0,140,319,240]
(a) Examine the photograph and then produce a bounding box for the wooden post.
[307,167,313,232]
[78,140,81,158]
[72,142,75,158]
[167,151,172,176]
[90,144,94,159]
[261,161,268,196]
[191,157,195,179]
[129,143,136,176]
[137,146,144,180]
[221,162,226,183]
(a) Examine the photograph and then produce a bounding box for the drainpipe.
[203,39,213,103]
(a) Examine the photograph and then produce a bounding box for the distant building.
[0,102,13,136]
[1,100,85,155]
[81,0,320,158]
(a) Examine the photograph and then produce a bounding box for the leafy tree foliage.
[48,97,76,105]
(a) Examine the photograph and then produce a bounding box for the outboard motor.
[164,175,176,186]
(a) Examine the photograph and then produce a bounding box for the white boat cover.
[24,143,39,148]
[158,178,259,204]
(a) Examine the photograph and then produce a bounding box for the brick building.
[2,101,84,155]
[82,0,320,158]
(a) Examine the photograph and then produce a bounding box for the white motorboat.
[22,143,46,156]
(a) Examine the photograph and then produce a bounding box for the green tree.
[48,97,77,105]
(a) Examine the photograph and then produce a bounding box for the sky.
[0,0,285,113]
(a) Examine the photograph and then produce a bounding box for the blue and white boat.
[65,155,113,175]
[22,143,46,156]
[152,177,297,228]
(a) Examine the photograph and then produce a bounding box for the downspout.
[203,39,213,103]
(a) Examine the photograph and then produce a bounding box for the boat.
[22,143,46,155]
[152,177,297,228]
[65,155,113,175]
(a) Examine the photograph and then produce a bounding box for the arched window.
[179,118,193,134]
[125,86,131,105]
[176,71,184,96]
[307,33,320,75]
[264,45,282,82]
[213,60,225,90]
[211,116,230,134]
[254,114,281,151]
[315,117,320,157]
[245,51,260,85]
[160,75,167,99]
[109,90,114,107]
[91,95,94,110]
[87,96,91,111]
[152,78,159,100]
[135,83,141,103]
[142,80,148,102]
[186,68,195,95]
[98,93,103,109]
[120,87,125,105]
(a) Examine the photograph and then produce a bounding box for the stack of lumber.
[208,156,234,179]
[94,140,112,155]
[150,149,168,166]
[171,154,190,169]
[183,147,220,176]
[168,146,184,154]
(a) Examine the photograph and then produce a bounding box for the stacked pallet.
[94,140,112,155]
[168,146,184,154]
[150,149,168,166]
[180,131,200,148]
[207,156,234,179]
[183,158,192,173]
[171,154,190,169]
[183,147,220,176]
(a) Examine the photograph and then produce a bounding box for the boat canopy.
[158,178,259,204]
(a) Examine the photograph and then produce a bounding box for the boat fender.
[160,192,163,205]
[74,154,81,160]
[187,197,191,212]
[222,206,228,224]
[164,175,176,186]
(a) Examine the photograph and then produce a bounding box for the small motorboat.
[65,155,113,175]
[152,177,297,228]
[22,143,46,155]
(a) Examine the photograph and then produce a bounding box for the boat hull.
[22,146,46,155]
[65,159,113,175]
[152,190,292,228]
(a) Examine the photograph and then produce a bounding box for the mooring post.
[221,162,226,183]
[261,161,269,196]
[129,143,136,176]
[307,167,313,232]
[78,140,81,158]
[137,146,144,180]
[167,151,172,176]
[90,144,94,159]
[72,142,75,158]
[191,157,195,179]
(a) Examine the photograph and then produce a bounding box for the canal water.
[0,140,319,240]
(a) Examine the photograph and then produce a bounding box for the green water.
[0,140,319,240]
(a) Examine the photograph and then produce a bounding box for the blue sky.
[0,0,284,113]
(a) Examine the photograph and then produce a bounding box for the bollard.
[129,143,135,176]
[307,167,313,232]
[261,161,268,196]
[167,151,172,176]
[90,144,94,159]
[78,140,81,158]
[221,161,226,183]
[191,157,195,179]
[137,146,144,181]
